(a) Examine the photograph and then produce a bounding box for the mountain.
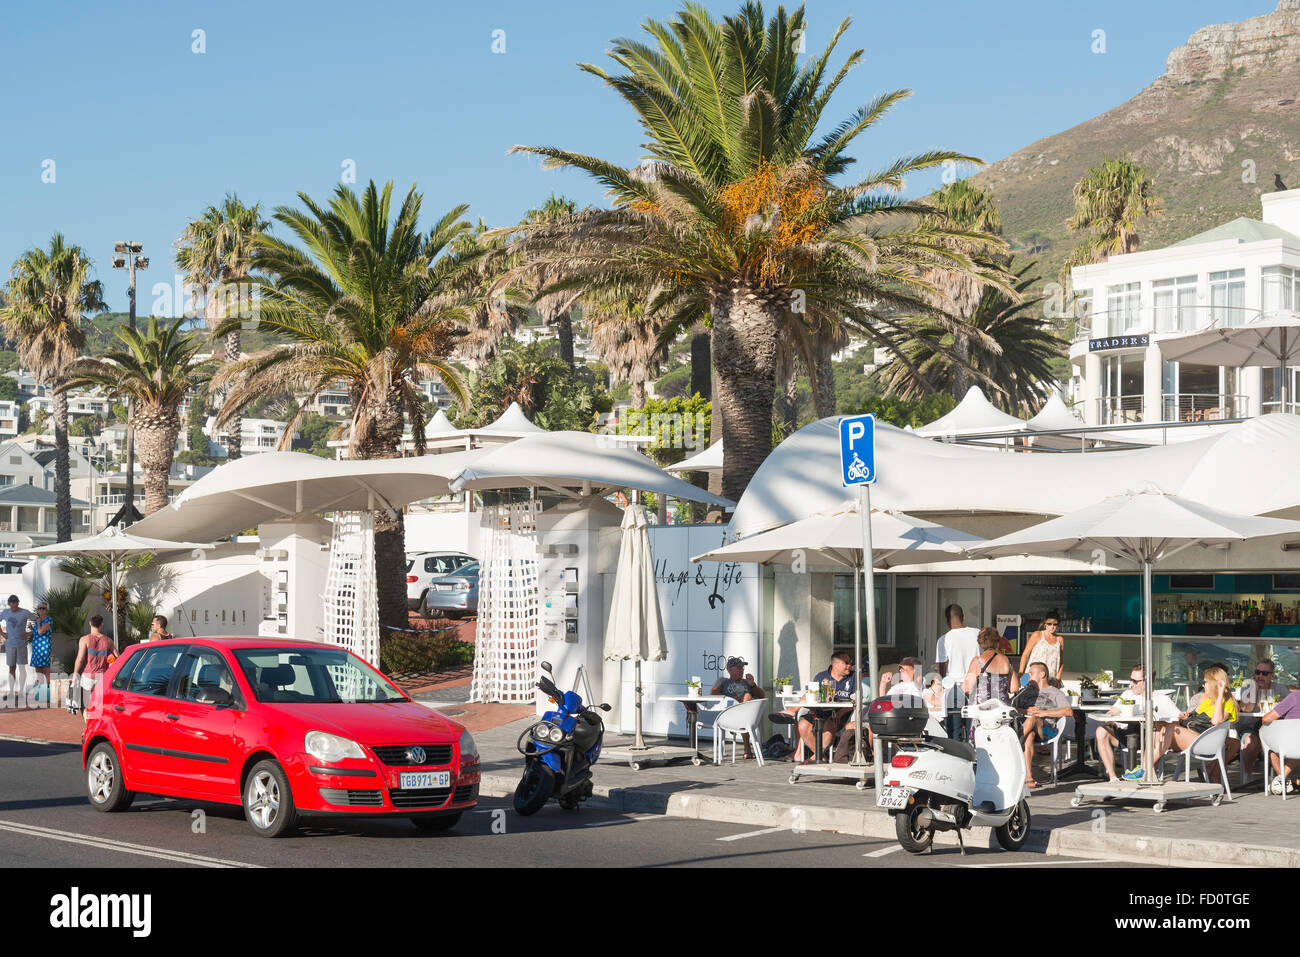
[972,0,1300,287]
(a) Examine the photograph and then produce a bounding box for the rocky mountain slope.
[972,0,1300,286]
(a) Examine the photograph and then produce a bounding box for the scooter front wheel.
[514,761,555,816]
[994,798,1032,851]
[894,804,934,854]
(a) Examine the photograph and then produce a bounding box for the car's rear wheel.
[410,812,462,831]
[243,760,298,838]
[86,742,135,812]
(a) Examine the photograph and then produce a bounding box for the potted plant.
[778,674,794,696]
[686,677,702,697]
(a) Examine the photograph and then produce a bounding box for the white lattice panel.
[323,511,381,667]
[470,502,541,703]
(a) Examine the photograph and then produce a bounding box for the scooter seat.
[924,734,976,763]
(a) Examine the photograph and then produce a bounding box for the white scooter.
[876,697,1032,854]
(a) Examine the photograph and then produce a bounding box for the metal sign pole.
[861,483,882,789]
[851,532,864,765]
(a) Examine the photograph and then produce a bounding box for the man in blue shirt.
[2,595,36,703]
[796,652,856,762]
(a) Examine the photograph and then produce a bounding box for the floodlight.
[111,256,126,269]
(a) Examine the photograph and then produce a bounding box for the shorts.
[5,645,27,668]
[1039,722,1059,742]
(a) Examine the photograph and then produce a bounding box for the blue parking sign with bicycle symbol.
[839,414,876,486]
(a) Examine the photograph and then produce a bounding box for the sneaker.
[1270,776,1295,795]
[1122,767,1145,781]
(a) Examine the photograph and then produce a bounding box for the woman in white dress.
[1019,611,1064,682]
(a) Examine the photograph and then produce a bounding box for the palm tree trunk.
[772,343,797,439]
[690,324,711,399]
[224,330,242,460]
[53,387,72,541]
[710,285,781,503]
[951,331,972,399]
[134,405,181,515]
[812,339,837,419]
[556,312,575,369]
[357,387,410,631]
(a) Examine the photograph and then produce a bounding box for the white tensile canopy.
[129,450,483,543]
[670,438,723,474]
[448,431,732,506]
[914,386,1027,438]
[727,413,1300,542]
[1025,392,1089,450]
[604,504,668,749]
[972,486,1300,790]
[423,409,457,436]
[14,527,215,649]
[1158,315,1300,411]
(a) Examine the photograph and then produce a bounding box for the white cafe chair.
[1043,714,1074,786]
[1181,721,1233,802]
[714,698,768,768]
[1261,719,1300,801]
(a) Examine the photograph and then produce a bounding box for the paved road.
[0,739,1158,868]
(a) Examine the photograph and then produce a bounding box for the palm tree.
[522,196,583,369]
[1067,156,1162,261]
[59,317,213,515]
[503,3,1007,499]
[452,220,530,365]
[174,194,270,461]
[0,235,106,540]
[211,181,475,630]
[881,258,1061,415]
[583,288,669,406]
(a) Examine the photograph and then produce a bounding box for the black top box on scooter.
[867,695,929,737]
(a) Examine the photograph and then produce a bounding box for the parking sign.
[839,414,876,486]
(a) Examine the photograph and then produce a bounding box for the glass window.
[110,648,146,691]
[126,646,187,696]
[1152,275,1198,332]
[175,648,242,706]
[832,573,889,651]
[1262,266,1299,315]
[233,646,405,704]
[1106,283,1142,336]
[1209,269,1246,326]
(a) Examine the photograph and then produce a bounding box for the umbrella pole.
[111,559,119,654]
[1280,329,1289,413]
[1142,558,1155,785]
[634,657,646,750]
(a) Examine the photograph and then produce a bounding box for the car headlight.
[459,731,479,765]
[304,730,366,763]
[548,725,564,744]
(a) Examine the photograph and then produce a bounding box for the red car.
[82,637,479,837]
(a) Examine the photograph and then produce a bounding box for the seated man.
[794,652,855,763]
[711,656,765,759]
[1239,689,1300,792]
[1094,666,1150,782]
[1017,662,1073,788]
[833,657,924,763]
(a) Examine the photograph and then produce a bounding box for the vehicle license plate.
[877,786,912,809]
[434,584,455,592]
[400,771,450,789]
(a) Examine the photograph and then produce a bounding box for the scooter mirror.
[599,703,611,711]
[540,661,553,674]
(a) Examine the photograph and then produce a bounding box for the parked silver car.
[421,561,479,619]
[406,551,475,610]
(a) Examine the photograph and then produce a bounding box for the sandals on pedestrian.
[1025,779,1041,789]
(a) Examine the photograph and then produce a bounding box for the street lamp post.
[111,242,147,527]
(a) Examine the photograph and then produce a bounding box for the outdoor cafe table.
[779,695,854,764]
[660,694,729,761]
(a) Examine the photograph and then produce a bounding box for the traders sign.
[1089,334,1149,352]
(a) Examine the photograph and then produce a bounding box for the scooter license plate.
[400,771,450,789]
[877,786,912,809]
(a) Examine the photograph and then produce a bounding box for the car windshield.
[233,647,407,704]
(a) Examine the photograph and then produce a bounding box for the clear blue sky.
[0,0,1276,313]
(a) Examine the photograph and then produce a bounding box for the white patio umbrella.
[694,504,985,779]
[1158,315,1300,413]
[971,485,1300,786]
[14,526,215,650]
[603,504,668,749]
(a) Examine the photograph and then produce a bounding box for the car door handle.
[165,713,180,720]
[113,705,125,712]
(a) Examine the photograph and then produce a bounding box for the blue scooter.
[514,661,610,815]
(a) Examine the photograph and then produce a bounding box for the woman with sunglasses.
[1019,610,1064,683]
[30,601,54,697]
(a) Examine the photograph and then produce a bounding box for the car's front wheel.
[243,760,299,838]
[86,742,135,812]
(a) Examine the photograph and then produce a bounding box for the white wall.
[404,510,481,558]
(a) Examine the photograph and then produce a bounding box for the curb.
[479,773,1298,867]
[0,732,79,747]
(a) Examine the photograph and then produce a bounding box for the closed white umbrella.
[14,526,215,650]
[972,485,1300,789]
[604,504,667,749]
[1158,315,1300,413]
[694,504,984,774]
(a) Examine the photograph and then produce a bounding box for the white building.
[0,402,19,441]
[204,417,298,457]
[0,484,91,555]
[305,388,351,418]
[26,390,113,419]
[1070,188,1300,426]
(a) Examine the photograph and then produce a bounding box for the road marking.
[583,815,661,828]
[863,845,901,858]
[0,819,260,868]
[716,825,789,842]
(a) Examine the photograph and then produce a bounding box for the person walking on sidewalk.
[30,601,53,700]
[2,594,36,705]
[72,615,113,721]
